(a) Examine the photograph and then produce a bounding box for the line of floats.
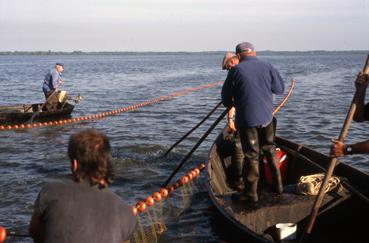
[0,81,223,132]
[133,163,206,216]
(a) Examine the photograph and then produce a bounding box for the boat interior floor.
[215,184,351,235]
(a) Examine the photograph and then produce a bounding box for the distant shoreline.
[0,50,368,56]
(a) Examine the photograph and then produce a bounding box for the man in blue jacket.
[42,63,64,99]
[222,42,285,202]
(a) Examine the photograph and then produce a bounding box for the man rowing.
[331,73,369,157]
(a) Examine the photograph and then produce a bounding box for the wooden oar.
[161,107,230,188]
[301,54,369,241]
[162,101,222,157]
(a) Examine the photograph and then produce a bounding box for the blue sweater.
[42,68,62,95]
[221,56,284,128]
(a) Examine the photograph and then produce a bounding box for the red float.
[153,192,161,202]
[136,201,146,212]
[181,176,189,185]
[160,188,168,198]
[146,196,155,207]
[0,226,6,243]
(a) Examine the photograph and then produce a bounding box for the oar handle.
[303,54,369,238]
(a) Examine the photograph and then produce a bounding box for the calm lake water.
[0,52,368,242]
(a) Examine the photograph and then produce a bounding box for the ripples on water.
[0,52,368,242]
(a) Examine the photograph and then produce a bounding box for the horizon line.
[1,50,368,55]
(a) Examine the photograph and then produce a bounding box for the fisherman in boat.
[29,129,137,243]
[331,72,369,157]
[42,63,64,99]
[221,42,285,203]
[41,63,69,111]
[222,52,244,191]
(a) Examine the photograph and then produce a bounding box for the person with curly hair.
[29,129,137,243]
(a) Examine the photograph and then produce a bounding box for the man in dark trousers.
[222,42,285,202]
[331,73,369,157]
[29,129,137,243]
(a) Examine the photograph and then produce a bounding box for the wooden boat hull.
[206,130,369,242]
[0,103,74,124]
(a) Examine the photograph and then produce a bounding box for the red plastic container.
[263,148,287,185]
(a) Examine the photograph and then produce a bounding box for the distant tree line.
[0,50,368,56]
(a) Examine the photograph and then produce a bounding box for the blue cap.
[235,42,255,54]
[56,63,64,67]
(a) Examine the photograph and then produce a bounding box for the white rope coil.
[297,173,341,196]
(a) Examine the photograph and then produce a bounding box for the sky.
[0,0,368,52]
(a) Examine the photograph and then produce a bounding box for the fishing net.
[126,166,204,243]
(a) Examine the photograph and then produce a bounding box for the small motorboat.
[0,92,82,125]
[0,103,74,125]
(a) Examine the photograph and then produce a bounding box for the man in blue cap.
[221,42,285,203]
[42,63,64,99]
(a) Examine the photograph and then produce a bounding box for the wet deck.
[214,185,350,235]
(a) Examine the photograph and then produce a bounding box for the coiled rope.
[0,81,223,132]
[297,173,341,196]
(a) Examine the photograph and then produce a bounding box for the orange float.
[0,226,6,243]
[136,201,146,213]
[146,196,155,207]
[160,188,168,198]
[181,176,189,185]
[153,192,162,202]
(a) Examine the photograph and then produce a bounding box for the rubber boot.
[261,120,283,194]
[239,126,260,203]
[243,160,259,202]
[230,136,245,191]
[266,151,283,194]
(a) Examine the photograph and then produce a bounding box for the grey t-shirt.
[34,179,137,243]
